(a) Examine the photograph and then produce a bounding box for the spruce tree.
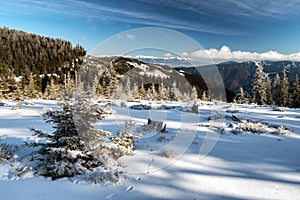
[64,72,75,98]
[30,87,123,181]
[235,87,249,104]
[139,83,146,99]
[44,78,61,100]
[13,82,23,101]
[25,73,38,99]
[150,83,157,100]
[280,68,290,107]
[201,91,208,101]
[191,86,198,102]
[272,73,281,106]
[169,82,181,101]
[113,82,124,100]
[253,63,270,105]
[124,78,132,97]
[158,84,169,101]
[0,76,10,99]
[292,74,300,108]
[131,82,140,100]
[265,76,273,105]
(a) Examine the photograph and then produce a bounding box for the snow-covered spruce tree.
[169,82,182,101]
[280,68,290,107]
[201,90,210,101]
[64,72,75,98]
[25,73,38,99]
[272,73,281,106]
[234,87,250,104]
[252,63,271,105]
[131,82,140,100]
[265,76,273,105]
[292,74,300,108]
[158,84,169,101]
[191,86,198,102]
[13,82,23,101]
[139,83,146,99]
[123,78,132,99]
[150,83,157,100]
[0,76,10,99]
[44,78,61,100]
[29,87,125,181]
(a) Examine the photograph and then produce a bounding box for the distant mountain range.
[136,56,300,101]
[177,60,300,94]
[137,56,194,68]
[84,56,300,101]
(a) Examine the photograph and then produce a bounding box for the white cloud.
[163,52,173,57]
[185,45,300,64]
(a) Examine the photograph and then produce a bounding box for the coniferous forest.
[0,27,86,99]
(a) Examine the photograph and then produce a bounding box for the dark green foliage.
[280,69,290,107]
[292,74,300,108]
[112,57,136,75]
[0,27,86,77]
[0,143,16,163]
[0,27,86,98]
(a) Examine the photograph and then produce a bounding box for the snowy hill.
[0,100,300,199]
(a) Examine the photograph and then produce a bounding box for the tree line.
[0,27,86,97]
[235,62,300,108]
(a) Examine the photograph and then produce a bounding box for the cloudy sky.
[1,0,300,63]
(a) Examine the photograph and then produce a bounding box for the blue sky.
[1,0,300,62]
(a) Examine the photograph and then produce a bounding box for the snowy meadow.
[0,100,300,200]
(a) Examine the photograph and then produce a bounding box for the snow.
[0,100,300,199]
[127,61,168,78]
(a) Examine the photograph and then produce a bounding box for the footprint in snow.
[136,176,141,181]
[125,185,133,192]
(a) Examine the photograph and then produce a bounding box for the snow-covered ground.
[0,100,300,199]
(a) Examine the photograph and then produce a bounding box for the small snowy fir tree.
[158,84,169,101]
[123,78,132,99]
[264,76,273,105]
[44,78,61,100]
[0,76,11,99]
[235,87,249,104]
[150,83,157,100]
[30,87,125,182]
[191,86,198,102]
[201,91,210,101]
[169,82,181,101]
[13,82,23,101]
[131,82,140,100]
[280,68,290,107]
[292,74,300,108]
[272,73,281,106]
[64,72,75,98]
[253,63,270,105]
[24,73,38,99]
[139,83,146,99]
